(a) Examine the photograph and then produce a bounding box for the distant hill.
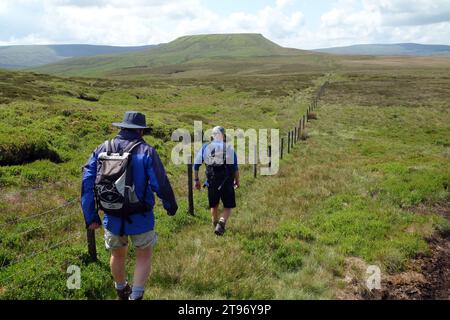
[0,44,155,69]
[31,34,307,77]
[315,43,450,56]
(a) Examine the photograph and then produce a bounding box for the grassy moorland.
[0,40,449,299]
[31,34,329,78]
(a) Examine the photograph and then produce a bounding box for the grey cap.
[212,126,225,138]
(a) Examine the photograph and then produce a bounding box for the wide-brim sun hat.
[112,111,149,129]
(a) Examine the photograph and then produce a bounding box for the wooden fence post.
[294,127,297,144]
[187,158,194,216]
[268,145,272,168]
[287,132,291,154]
[87,229,97,261]
[298,119,302,139]
[280,137,284,160]
[291,130,294,149]
[253,144,257,178]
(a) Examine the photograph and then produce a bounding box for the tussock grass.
[0,64,449,299]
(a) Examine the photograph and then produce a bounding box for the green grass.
[0,57,449,299]
[30,34,329,78]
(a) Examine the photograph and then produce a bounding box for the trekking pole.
[187,154,194,216]
[86,229,97,261]
[253,144,257,178]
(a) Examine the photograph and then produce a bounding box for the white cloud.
[0,0,449,49]
[306,0,450,48]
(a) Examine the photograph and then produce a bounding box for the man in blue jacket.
[194,126,239,236]
[81,111,178,300]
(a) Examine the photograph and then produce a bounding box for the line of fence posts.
[185,79,330,221]
[84,81,330,259]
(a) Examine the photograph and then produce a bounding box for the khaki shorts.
[104,229,157,250]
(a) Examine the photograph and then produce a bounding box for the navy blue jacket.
[81,130,178,235]
[194,141,239,172]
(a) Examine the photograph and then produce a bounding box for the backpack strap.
[223,141,226,165]
[105,140,112,156]
[124,140,143,154]
[110,139,117,154]
[105,139,118,155]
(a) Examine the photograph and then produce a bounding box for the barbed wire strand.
[0,213,82,270]
[16,209,81,238]
[0,199,78,228]
[0,231,83,285]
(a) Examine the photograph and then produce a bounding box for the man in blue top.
[81,111,178,300]
[194,126,240,236]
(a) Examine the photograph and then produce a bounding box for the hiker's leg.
[211,205,219,224]
[221,208,232,223]
[110,246,128,284]
[133,246,152,288]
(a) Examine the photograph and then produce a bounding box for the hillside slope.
[315,43,450,56]
[0,44,155,69]
[31,34,309,77]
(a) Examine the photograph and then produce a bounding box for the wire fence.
[0,184,83,292]
[0,80,329,293]
[185,80,329,215]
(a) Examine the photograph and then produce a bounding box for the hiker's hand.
[88,222,101,230]
[234,180,240,189]
[195,180,202,190]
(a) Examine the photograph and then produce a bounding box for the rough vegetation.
[0,36,449,299]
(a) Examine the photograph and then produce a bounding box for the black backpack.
[204,142,233,188]
[94,139,147,234]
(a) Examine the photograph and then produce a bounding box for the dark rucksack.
[204,142,233,188]
[94,139,147,234]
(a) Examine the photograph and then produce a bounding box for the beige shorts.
[104,229,157,250]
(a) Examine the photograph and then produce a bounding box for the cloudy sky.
[1,0,450,49]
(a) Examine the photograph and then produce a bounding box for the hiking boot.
[213,220,219,230]
[116,284,131,300]
[129,295,143,301]
[214,220,226,236]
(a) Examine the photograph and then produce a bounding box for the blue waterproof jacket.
[194,141,239,172]
[81,130,178,235]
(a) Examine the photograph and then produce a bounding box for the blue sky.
[0,0,449,48]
